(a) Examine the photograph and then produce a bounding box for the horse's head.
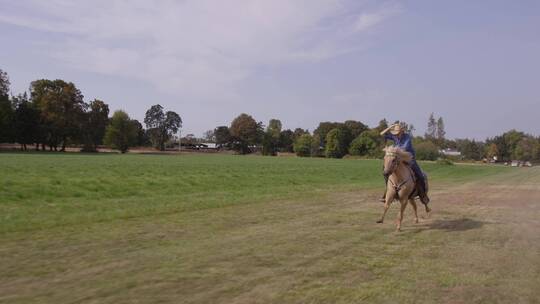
[383,146,412,176]
[383,147,399,176]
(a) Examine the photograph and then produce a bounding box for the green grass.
[0,153,507,233]
[3,152,537,304]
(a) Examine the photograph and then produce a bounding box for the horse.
[376,146,431,231]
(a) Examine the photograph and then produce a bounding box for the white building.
[439,148,462,157]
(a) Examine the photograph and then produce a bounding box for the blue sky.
[1,0,539,139]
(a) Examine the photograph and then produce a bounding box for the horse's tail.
[423,172,429,194]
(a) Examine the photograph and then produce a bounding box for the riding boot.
[418,181,430,205]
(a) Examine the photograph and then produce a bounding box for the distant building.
[200,143,217,149]
[439,148,462,157]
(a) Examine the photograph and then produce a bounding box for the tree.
[344,120,368,140]
[293,134,313,157]
[485,143,499,160]
[104,111,137,153]
[425,113,437,142]
[267,119,282,140]
[0,97,13,143]
[314,122,342,148]
[293,128,308,139]
[311,133,323,157]
[279,129,295,153]
[349,132,377,157]
[82,99,109,152]
[503,130,525,160]
[203,130,215,142]
[313,121,357,151]
[349,129,383,157]
[131,119,150,146]
[407,124,416,136]
[0,69,9,97]
[485,130,526,161]
[486,135,509,161]
[436,117,446,145]
[375,119,388,133]
[262,119,282,156]
[214,126,231,148]
[325,128,348,158]
[261,132,273,156]
[12,93,40,150]
[456,139,484,160]
[513,136,539,161]
[30,79,86,151]
[229,113,260,154]
[182,134,197,146]
[144,104,182,151]
[0,69,13,143]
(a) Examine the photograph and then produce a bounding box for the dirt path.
[1,168,539,303]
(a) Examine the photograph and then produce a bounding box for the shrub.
[436,158,454,165]
[349,132,379,157]
[415,141,440,161]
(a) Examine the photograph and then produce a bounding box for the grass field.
[1,153,539,303]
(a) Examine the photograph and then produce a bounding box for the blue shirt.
[385,133,416,158]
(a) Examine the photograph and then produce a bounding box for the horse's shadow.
[408,218,485,233]
[427,218,485,232]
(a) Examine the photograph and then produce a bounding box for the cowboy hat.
[389,124,404,135]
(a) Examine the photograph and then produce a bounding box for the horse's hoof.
[376,220,383,224]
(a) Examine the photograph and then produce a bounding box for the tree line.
[210,114,409,158]
[209,112,540,162]
[1,68,539,161]
[0,69,182,153]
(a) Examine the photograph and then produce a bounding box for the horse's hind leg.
[409,199,419,223]
[396,199,407,232]
[424,201,431,216]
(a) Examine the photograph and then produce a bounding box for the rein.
[388,175,412,199]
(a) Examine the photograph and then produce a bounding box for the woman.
[379,123,430,206]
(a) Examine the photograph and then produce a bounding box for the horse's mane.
[384,146,413,163]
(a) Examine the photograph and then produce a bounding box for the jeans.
[410,160,425,187]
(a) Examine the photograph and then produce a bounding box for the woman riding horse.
[380,123,430,206]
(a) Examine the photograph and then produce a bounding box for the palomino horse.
[376,146,431,231]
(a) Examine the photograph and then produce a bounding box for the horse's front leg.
[396,198,408,232]
[377,189,393,224]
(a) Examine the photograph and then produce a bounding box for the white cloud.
[0,0,401,99]
[354,4,402,32]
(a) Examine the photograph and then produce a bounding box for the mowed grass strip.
[0,153,508,233]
